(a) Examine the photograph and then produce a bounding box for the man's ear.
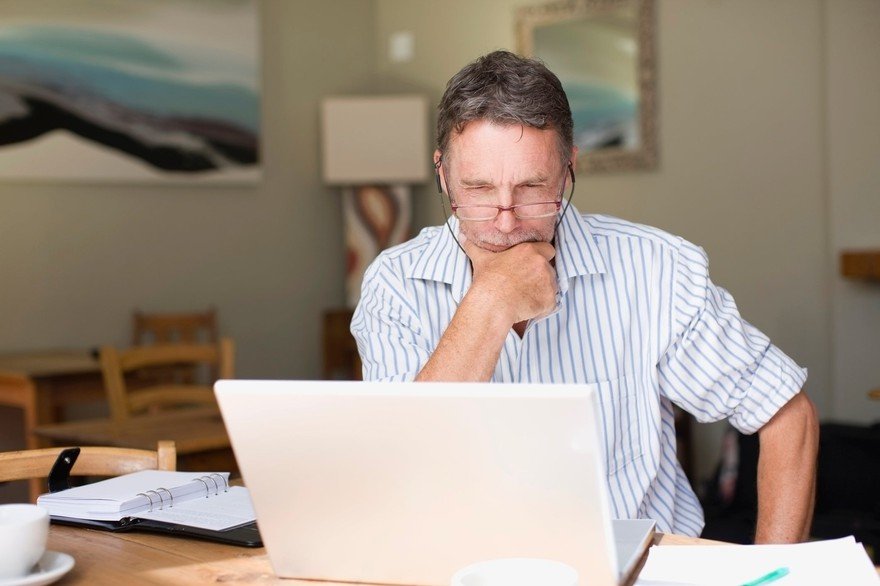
[433,149,443,194]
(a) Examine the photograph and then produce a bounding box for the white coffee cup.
[0,504,50,579]
[450,557,579,586]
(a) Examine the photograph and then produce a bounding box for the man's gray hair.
[437,50,573,162]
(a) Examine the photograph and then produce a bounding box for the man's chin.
[476,242,511,253]
[474,236,548,253]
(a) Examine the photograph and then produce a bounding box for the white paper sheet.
[636,536,879,586]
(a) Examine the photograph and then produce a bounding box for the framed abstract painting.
[0,0,261,182]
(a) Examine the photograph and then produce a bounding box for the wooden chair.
[101,338,234,424]
[0,372,39,449]
[1,441,176,503]
[132,308,218,345]
[323,309,362,380]
[132,308,220,384]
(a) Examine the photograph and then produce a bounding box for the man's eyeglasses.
[452,200,562,221]
[438,161,575,222]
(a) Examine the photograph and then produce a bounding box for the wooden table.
[46,523,715,585]
[841,250,880,281]
[0,350,100,379]
[0,349,104,449]
[34,407,236,474]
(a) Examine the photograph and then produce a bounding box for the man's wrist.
[463,281,516,331]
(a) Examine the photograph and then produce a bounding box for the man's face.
[438,120,573,253]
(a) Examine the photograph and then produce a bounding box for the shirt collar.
[406,205,606,302]
[553,202,607,285]
[406,216,472,301]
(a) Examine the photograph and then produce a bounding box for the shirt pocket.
[593,373,644,475]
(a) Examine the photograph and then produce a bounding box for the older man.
[352,50,818,543]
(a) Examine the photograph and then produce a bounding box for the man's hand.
[414,234,558,382]
[461,233,558,326]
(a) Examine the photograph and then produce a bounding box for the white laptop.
[215,380,655,586]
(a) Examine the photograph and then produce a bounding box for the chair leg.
[28,478,43,503]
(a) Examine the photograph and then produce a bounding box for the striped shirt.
[351,205,807,536]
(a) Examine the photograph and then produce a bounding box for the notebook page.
[136,486,256,530]
[37,470,230,520]
[636,536,880,586]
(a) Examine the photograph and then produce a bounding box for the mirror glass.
[517,0,657,173]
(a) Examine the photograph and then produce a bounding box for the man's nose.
[493,207,519,233]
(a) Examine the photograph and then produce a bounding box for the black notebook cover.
[50,515,263,547]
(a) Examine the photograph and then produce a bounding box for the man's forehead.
[448,119,556,146]
[446,120,560,162]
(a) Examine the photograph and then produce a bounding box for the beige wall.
[826,0,880,424]
[377,0,838,481]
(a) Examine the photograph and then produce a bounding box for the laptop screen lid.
[215,380,621,586]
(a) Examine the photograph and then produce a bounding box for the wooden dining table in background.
[34,406,236,475]
[0,349,104,449]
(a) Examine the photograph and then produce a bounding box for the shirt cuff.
[728,344,808,435]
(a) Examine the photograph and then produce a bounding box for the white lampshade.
[321,95,429,185]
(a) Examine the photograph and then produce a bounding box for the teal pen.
[739,567,790,586]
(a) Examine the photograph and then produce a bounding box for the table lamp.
[321,95,429,306]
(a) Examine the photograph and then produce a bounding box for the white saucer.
[0,552,75,586]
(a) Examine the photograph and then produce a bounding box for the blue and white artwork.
[0,0,260,182]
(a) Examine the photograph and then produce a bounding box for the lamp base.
[343,184,411,307]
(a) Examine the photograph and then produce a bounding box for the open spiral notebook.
[36,470,262,547]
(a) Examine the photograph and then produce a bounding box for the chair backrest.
[0,442,176,503]
[101,338,235,423]
[132,308,218,345]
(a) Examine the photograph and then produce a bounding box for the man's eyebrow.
[458,173,551,186]
[516,173,551,184]
[458,177,493,187]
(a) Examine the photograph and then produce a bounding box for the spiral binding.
[156,487,173,509]
[136,475,228,511]
[191,474,230,498]
[137,491,157,512]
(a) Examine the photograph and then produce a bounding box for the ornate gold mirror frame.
[517,0,657,173]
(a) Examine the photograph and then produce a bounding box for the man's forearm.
[755,391,819,543]
[415,286,512,382]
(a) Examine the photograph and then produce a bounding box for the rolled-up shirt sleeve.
[657,239,807,434]
[351,255,431,382]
